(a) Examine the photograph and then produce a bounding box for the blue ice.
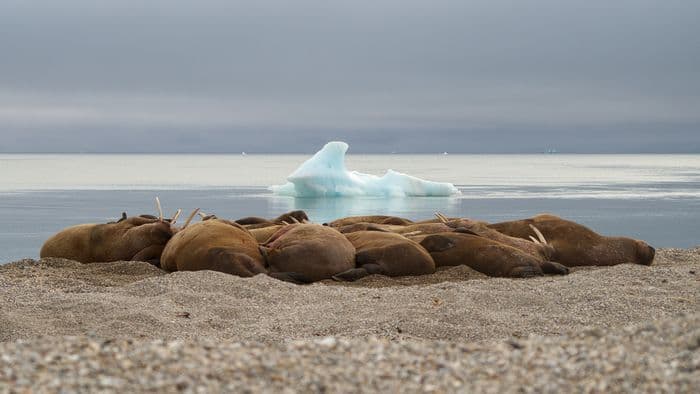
[270,141,460,197]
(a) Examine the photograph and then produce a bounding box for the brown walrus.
[487,214,656,266]
[336,222,393,234]
[248,224,284,243]
[236,210,309,226]
[416,230,569,277]
[336,221,453,236]
[325,215,414,227]
[334,231,436,281]
[260,223,356,282]
[159,218,267,277]
[40,214,174,265]
[433,213,554,262]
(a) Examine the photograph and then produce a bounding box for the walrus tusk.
[434,212,448,223]
[170,209,182,224]
[529,235,541,245]
[302,219,309,223]
[182,208,200,229]
[290,216,300,223]
[529,224,548,245]
[155,197,164,221]
[281,221,289,225]
[403,230,422,236]
[197,211,207,219]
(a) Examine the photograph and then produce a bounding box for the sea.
[1,153,699,263]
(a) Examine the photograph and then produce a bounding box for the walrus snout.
[149,221,175,243]
[637,243,656,266]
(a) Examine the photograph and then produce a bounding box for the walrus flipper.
[332,263,384,281]
[332,268,369,281]
[268,272,314,284]
[508,265,543,278]
[540,261,570,275]
[131,244,166,267]
[207,248,267,277]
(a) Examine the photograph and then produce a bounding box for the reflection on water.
[269,195,460,224]
[1,188,699,263]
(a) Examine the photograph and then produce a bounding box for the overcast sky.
[1,0,698,153]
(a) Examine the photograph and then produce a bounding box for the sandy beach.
[1,248,699,392]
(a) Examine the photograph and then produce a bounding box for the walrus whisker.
[170,209,182,224]
[155,197,164,221]
[529,224,548,245]
[182,208,200,229]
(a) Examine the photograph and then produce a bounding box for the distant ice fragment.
[270,141,460,197]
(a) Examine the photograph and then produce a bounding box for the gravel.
[0,247,698,392]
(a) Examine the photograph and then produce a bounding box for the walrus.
[334,231,436,281]
[236,210,309,226]
[416,231,569,277]
[336,221,453,237]
[40,214,175,265]
[160,218,268,277]
[433,213,554,262]
[325,215,414,227]
[487,214,656,266]
[336,222,392,234]
[248,224,284,243]
[260,223,356,282]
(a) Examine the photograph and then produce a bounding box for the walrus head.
[274,210,309,224]
[636,241,656,266]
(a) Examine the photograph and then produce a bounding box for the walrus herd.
[40,199,656,284]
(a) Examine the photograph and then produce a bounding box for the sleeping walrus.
[325,215,414,227]
[432,213,554,262]
[40,214,175,265]
[416,230,569,278]
[260,223,356,282]
[488,214,656,266]
[159,218,268,277]
[236,210,309,226]
[334,231,436,281]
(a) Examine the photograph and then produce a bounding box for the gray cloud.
[0,0,698,152]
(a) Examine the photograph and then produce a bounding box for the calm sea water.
[1,153,699,262]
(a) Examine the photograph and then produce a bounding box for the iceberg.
[270,141,460,197]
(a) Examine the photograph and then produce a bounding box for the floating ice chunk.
[270,141,460,197]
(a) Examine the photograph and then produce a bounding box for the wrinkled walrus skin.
[236,210,309,226]
[261,224,356,282]
[335,231,436,281]
[40,216,174,264]
[160,219,266,277]
[488,214,656,267]
[326,215,414,227]
[441,218,555,262]
[417,232,569,278]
